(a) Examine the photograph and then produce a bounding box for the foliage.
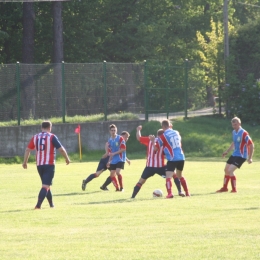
[224,17,260,123]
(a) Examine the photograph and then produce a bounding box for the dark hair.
[121,131,130,137]
[41,121,52,129]
[109,124,117,130]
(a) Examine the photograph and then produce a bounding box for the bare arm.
[22,147,33,169]
[247,143,254,164]
[58,146,70,165]
[126,157,131,165]
[149,135,159,151]
[102,142,110,158]
[136,125,142,141]
[222,142,234,158]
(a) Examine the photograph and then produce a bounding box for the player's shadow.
[51,191,101,197]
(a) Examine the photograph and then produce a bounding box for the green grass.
[0,112,139,127]
[1,159,260,259]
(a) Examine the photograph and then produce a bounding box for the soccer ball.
[153,189,163,197]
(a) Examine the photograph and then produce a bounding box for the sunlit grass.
[1,160,260,260]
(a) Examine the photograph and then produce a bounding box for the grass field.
[1,159,260,260]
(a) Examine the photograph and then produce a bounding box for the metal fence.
[0,61,216,124]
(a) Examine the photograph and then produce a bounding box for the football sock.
[102,176,112,188]
[166,178,172,195]
[223,175,230,189]
[131,182,142,198]
[85,173,97,184]
[180,177,189,194]
[173,176,182,193]
[111,176,119,189]
[46,188,54,207]
[230,176,236,191]
[36,187,48,208]
[117,173,123,189]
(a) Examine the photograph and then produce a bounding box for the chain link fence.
[0,61,217,124]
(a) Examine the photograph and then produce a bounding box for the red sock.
[111,176,119,189]
[230,176,236,191]
[117,174,123,189]
[180,177,189,194]
[166,178,172,195]
[223,175,230,189]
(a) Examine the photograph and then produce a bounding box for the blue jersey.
[158,128,185,161]
[108,135,126,164]
[232,127,253,159]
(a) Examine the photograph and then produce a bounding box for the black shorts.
[96,157,110,172]
[226,156,246,169]
[109,162,125,170]
[141,166,166,180]
[37,165,55,186]
[166,161,184,172]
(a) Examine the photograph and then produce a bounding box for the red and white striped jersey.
[27,132,62,166]
[139,136,165,167]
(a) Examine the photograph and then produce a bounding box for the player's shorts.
[96,157,110,172]
[141,166,166,180]
[166,160,185,172]
[226,156,246,168]
[109,162,125,170]
[37,165,55,186]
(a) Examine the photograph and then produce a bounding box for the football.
[152,189,163,197]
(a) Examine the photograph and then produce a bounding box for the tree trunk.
[21,3,35,119]
[52,1,63,117]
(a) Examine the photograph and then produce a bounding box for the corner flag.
[74,124,82,161]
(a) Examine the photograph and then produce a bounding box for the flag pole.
[75,124,82,162]
[78,131,82,162]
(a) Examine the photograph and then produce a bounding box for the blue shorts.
[96,157,110,172]
[141,166,166,180]
[37,165,55,186]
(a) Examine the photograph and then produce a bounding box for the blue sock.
[85,173,97,184]
[36,187,48,208]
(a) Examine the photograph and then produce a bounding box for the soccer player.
[22,121,70,209]
[81,142,111,191]
[107,124,130,191]
[152,119,190,198]
[131,125,184,198]
[216,117,254,193]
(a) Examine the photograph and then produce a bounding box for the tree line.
[1,0,260,123]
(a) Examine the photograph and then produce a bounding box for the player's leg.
[173,172,184,197]
[110,165,119,191]
[46,188,54,207]
[216,163,232,192]
[225,157,245,192]
[217,156,235,192]
[82,157,108,191]
[115,162,125,191]
[165,162,175,198]
[131,167,155,198]
[100,175,111,191]
[175,161,189,196]
[35,165,53,209]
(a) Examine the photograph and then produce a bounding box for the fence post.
[184,59,189,119]
[166,61,169,119]
[62,61,65,123]
[103,61,107,121]
[144,60,148,121]
[16,62,20,126]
